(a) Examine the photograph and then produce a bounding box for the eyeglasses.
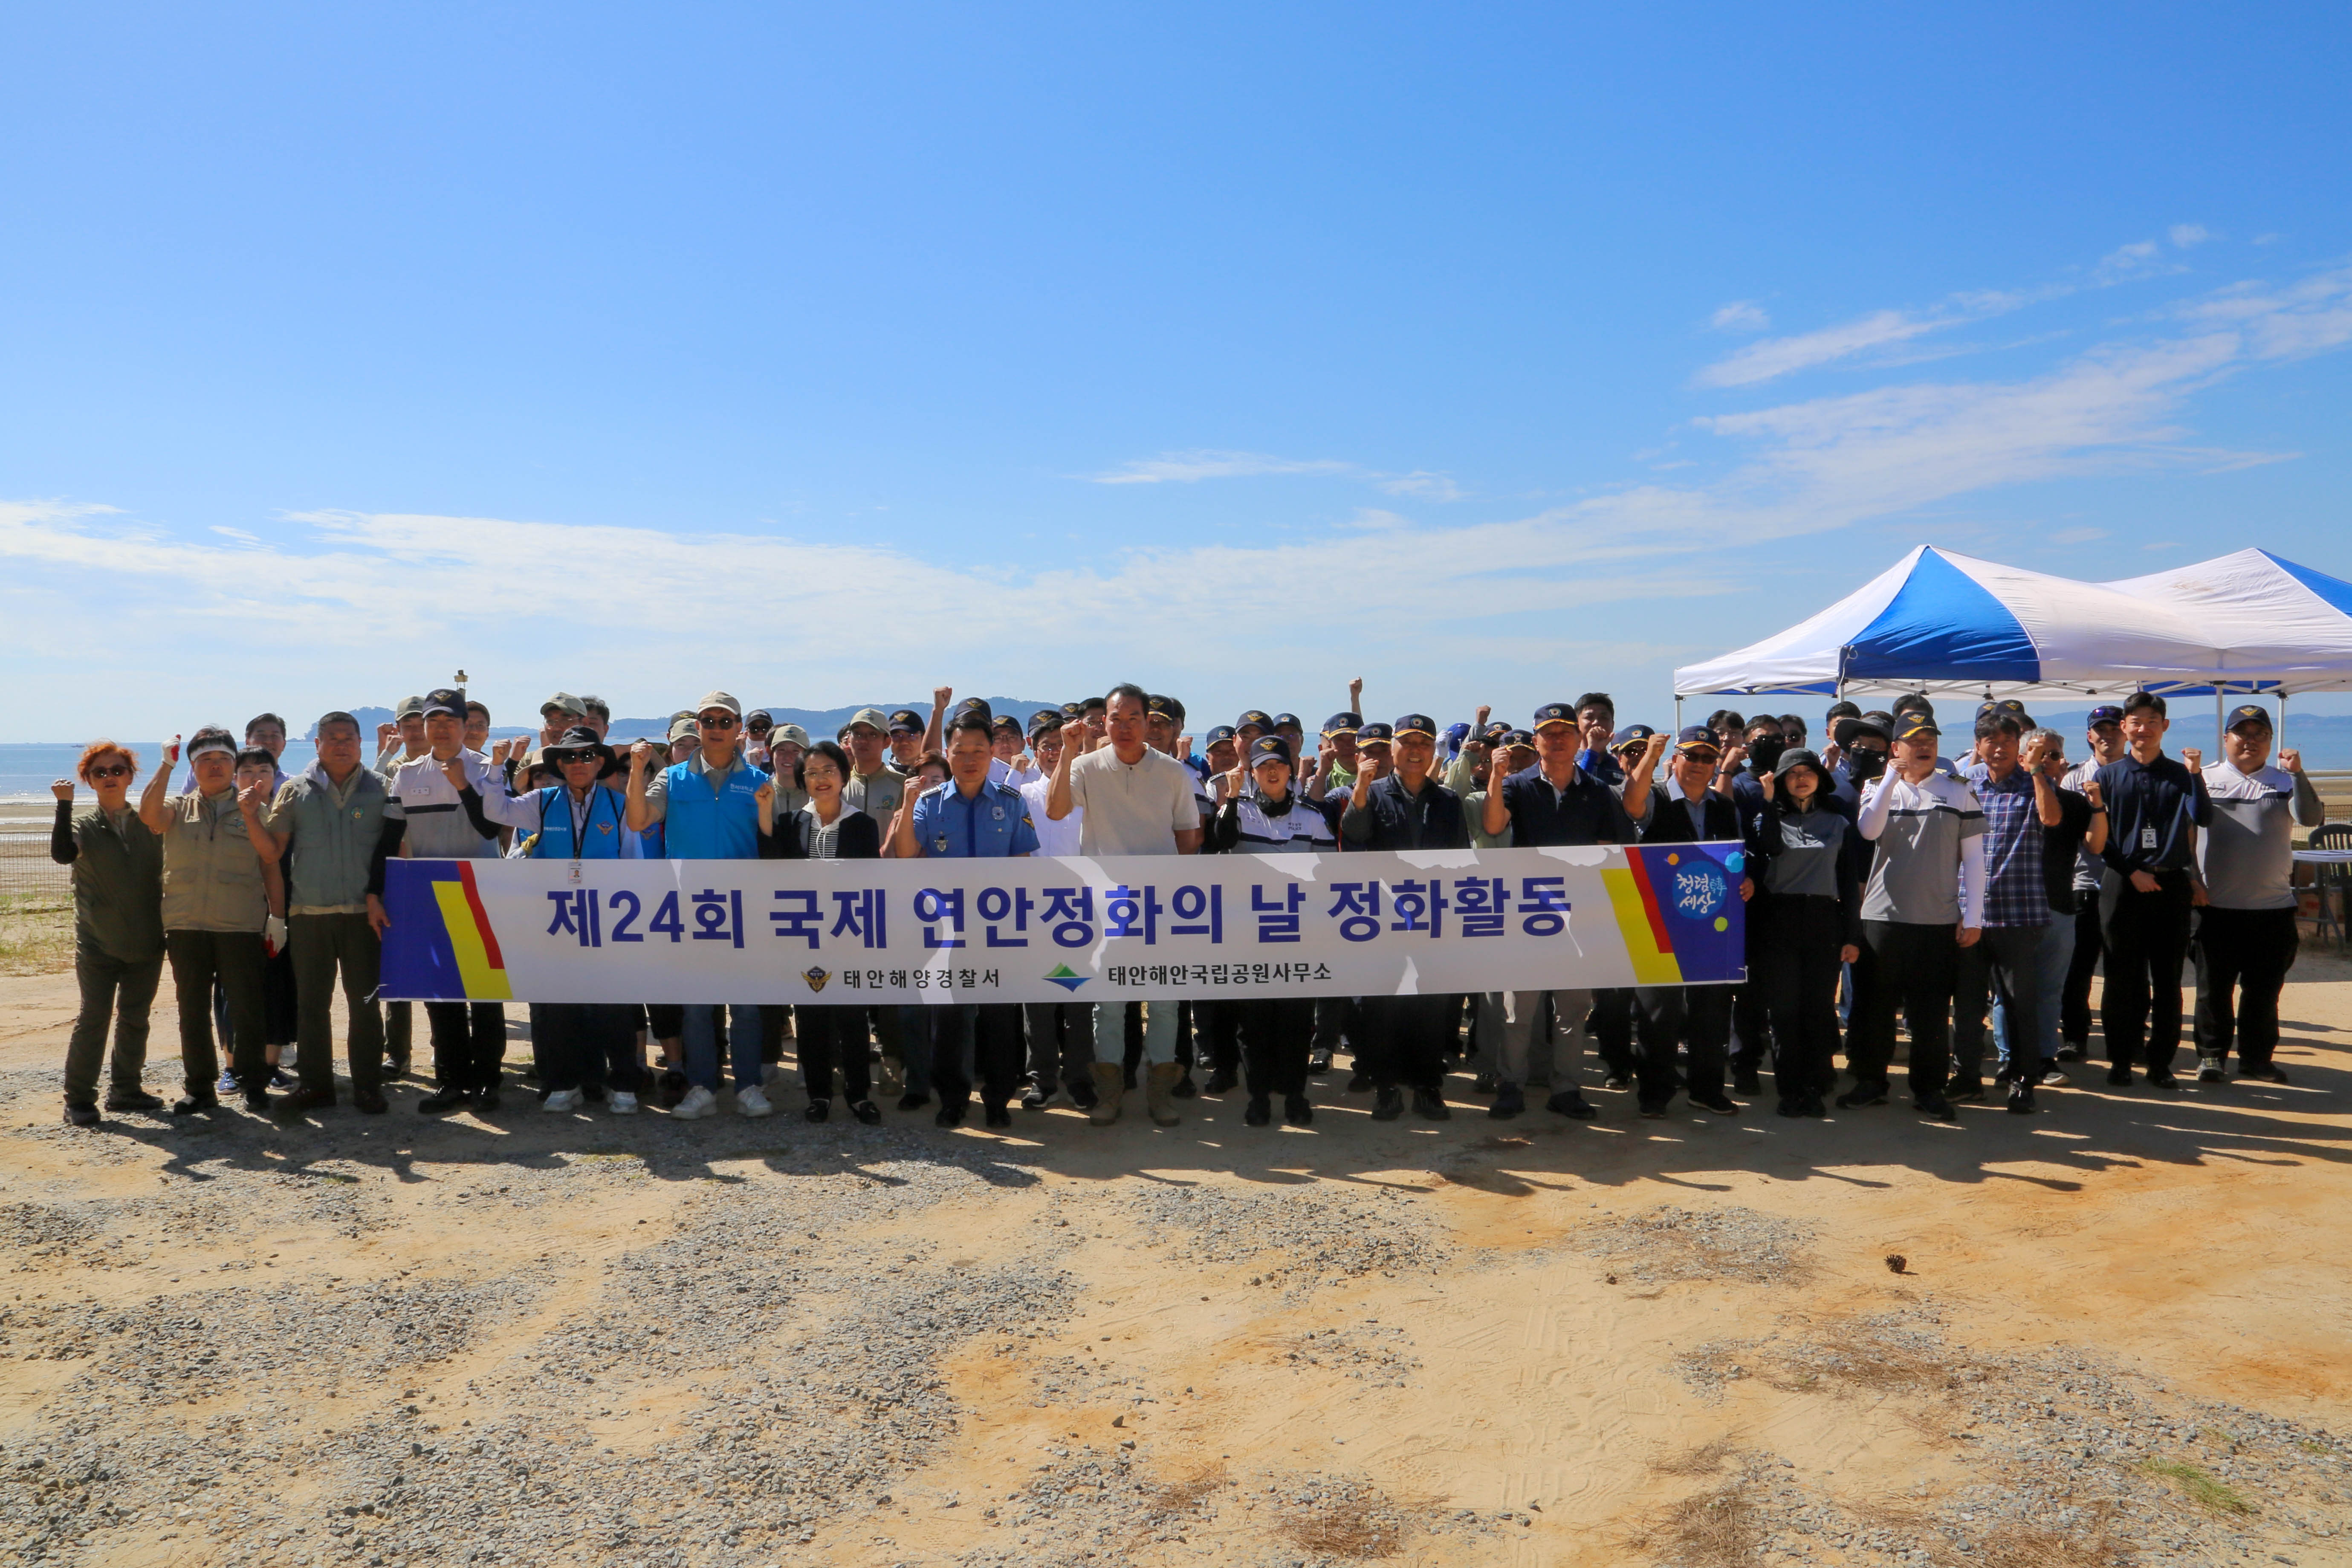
[551,752,600,766]
[697,714,740,729]
[89,764,131,779]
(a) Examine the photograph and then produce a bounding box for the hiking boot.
[1488,1079,1525,1120]
[1243,1094,1272,1127]
[64,1102,100,1127]
[1146,1062,1183,1128]
[1088,1062,1124,1125]
[1283,1093,1313,1126]
[1411,1087,1450,1121]
[1370,1086,1405,1121]
[2007,1081,2036,1115]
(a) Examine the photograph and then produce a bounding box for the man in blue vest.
[626,690,772,1120]
[891,706,1041,1127]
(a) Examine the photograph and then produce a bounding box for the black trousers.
[2059,895,2103,1047]
[761,1004,792,1065]
[1849,919,1957,1099]
[1357,995,1455,1091]
[932,1004,1024,1107]
[425,1001,506,1091]
[798,1004,872,1103]
[167,929,267,1096]
[1239,996,1316,1097]
[531,1003,641,1093]
[1633,984,1731,1106]
[1952,924,2045,1084]
[1312,996,1358,1062]
[1589,988,1637,1077]
[2193,905,2299,1070]
[1759,894,1845,1096]
[1195,1000,1241,1076]
[2098,868,2193,1073]
[1023,1001,1095,1088]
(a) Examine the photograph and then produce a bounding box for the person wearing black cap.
[1746,744,1861,1117]
[992,712,1039,788]
[1016,714,1097,1113]
[1206,735,1323,1125]
[1828,711,1893,814]
[2091,693,2210,1088]
[1478,703,1649,1120]
[1306,711,1362,801]
[885,705,931,775]
[2056,705,2128,1057]
[1342,715,1468,1120]
[1572,694,1620,784]
[2193,703,2320,1082]
[1949,710,2050,1113]
[1629,727,1748,1118]
[1845,712,1984,1120]
[1591,723,1668,1089]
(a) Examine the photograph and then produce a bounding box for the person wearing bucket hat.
[626,691,775,1121]
[451,726,645,1115]
[2191,702,2320,1083]
[1745,746,1860,1117]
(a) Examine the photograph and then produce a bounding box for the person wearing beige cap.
[538,693,587,749]
[374,695,428,779]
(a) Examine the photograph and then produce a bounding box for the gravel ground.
[1115,1181,1451,1299]
[1578,1203,1818,1287]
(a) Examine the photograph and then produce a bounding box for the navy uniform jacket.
[1496,763,1635,847]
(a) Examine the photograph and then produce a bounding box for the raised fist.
[630,739,656,770]
[50,778,73,801]
[2181,747,2203,774]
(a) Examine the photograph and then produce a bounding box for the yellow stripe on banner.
[432,881,515,1001]
[1601,868,1683,987]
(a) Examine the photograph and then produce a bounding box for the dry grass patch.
[1275,1488,1409,1559]
[1625,1481,1765,1568]
[1652,1437,1740,1477]
[1146,1464,1228,1513]
[0,893,72,976]
[1581,1204,1817,1287]
[1970,1510,2135,1568]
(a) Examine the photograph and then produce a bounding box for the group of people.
[52,678,2321,1132]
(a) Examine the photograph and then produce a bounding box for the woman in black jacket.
[1206,736,1324,1126]
[51,742,166,1124]
[758,739,883,1125]
[1745,748,1863,1119]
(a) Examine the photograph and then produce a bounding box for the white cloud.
[2048,527,2110,545]
[1695,308,1951,388]
[1374,470,1465,501]
[1088,450,1354,484]
[1709,301,1770,333]
[2168,224,2213,249]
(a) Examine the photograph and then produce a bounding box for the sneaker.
[64,1102,100,1127]
[1915,1095,1958,1122]
[1692,1091,1737,1117]
[1411,1087,1450,1121]
[1546,1089,1598,1120]
[1733,1070,1764,1097]
[215,1068,238,1096]
[542,1088,584,1114]
[2039,1068,2069,1088]
[1202,1069,1238,1096]
[1243,1094,1272,1127]
[897,1091,932,1112]
[737,1085,774,1117]
[2106,1065,2134,1087]
[475,1086,501,1114]
[1370,1086,1405,1121]
[2243,1063,2290,1084]
[1947,1079,1985,1103]
[1835,1082,1889,1108]
[851,1099,882,1124]
[2197,1059,2227,1084]
[1171,1071,1199,1099]
[804,1097,830,1123]
[1067,1077,1099,1111]
[1020,1079,1049,1111]
[2055,1045,2084,1062]
[761,1060,784,1087]
[1488,1080,1525,1120]
[2145,1069,2179,1090]
[1283,1093,1313,1126]
[268,1067,297,1090]
[610,1091,640,1115]
[2007,1082,2036,1115]
[1602,1073,1635,1092]
[1307,1049,1332,1076]
[672,1085,719,1120]
[1472,1070,1499,1095]
[1348,1070,1376,1094]
[417,1086,470,1114]
[658,1068,690,1109]
[984,1104,1013,1129]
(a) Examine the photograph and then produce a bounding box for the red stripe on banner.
[1623,848,1677,955]
[457,861,507,970]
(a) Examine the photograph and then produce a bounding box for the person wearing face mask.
[1207,735,1323,1127]
[1829,712,1893,813]
[51,742,166,1125]
[1745,745,1861,1117]
[2191,704,2320,1083]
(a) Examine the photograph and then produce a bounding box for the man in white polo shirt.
[1046,682,1202,1126]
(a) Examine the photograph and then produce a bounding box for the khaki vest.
[159,790,268,933]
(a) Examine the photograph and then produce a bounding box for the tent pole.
[1675,694,1684,735]
[2280,691,2289,749]
[2217,690,2226,758]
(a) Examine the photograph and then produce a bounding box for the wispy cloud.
[2169,223,2213,249]
[1710,300,1769,333]
[1087,450,1354,484]
[1375,470,1465,501]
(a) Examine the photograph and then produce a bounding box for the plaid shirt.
[1966,765,2048,928]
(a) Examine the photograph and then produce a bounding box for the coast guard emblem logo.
[802,966,830,993]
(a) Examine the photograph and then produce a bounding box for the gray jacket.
[265,761,392,914]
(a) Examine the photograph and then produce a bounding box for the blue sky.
[4,4,2350,740]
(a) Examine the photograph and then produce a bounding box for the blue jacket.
[662,759,767,860]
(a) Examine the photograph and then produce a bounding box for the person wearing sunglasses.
[627,689,773,1120]
[138,726,286,1115]
[51,742,166,1125]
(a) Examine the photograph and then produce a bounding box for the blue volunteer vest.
[527,784,632,860]
[660,760,767,860]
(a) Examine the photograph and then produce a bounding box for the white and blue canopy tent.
[1671,544,2352,745]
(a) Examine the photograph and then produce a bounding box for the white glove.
[265,914,287,957]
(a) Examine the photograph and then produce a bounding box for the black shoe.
[2055,1045,2083,1062]
[1371,1086,1405,1121]
[1283,1093,1313,1126]
[1348,1070,1376,1093]
[1916,1095,1958,1122]
[171,1093,217,1116]
[1775,1096,1803,1119]
[1411,1087,1450,1121]
[1602,1072,1635,1092]
[474,1086,501,1114]
[581,1082,607,1103]
[2007,1082,2036,1115]
[1835,1082,1889,1108]
[418,1087,471,1114]
[1067,1077,1099,1110]
[1991,1063,2015,1086]
[2106,1065,2133,1087]
[1488,1079,1525,1119]
[1020,1079,1049,1110]
[64,1102,100,1127]
[2197,1059,2227,1084]
[935,1101,967,1128]
[2039,1068,2070,1088]
[282,1086,336,1114]
[1733,1070,1764,1097]
[1692,1091,1737,1117]
[851,1099,883,1124]
[1546,1089,1598,1120]
[353,1088,388,1114]
[804,1098,830,1123]
[104,1088,164,1113]
[1800,1093,1828,1118]
[1306,1049,1332,1077]
[2145,1069,2179,1090]
[1202,1069,1238,1096]
[1172,1070,1199,1099]
[387,1052,412,1077]
[1637,1099,1668,1120]
[1473,1070,1499,1094]
[1244,1094,1272,1126]
[897,1091,932,1112]
[2243,1062,2290,1083]
[1947,1079,1985,1103]
[1122,1065,1138,1090]
[658,1068,689,1108]
[984,1104,1012,1129]
[242,1087,273,1114]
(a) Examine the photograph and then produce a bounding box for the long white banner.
[379,844,1748,1005]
